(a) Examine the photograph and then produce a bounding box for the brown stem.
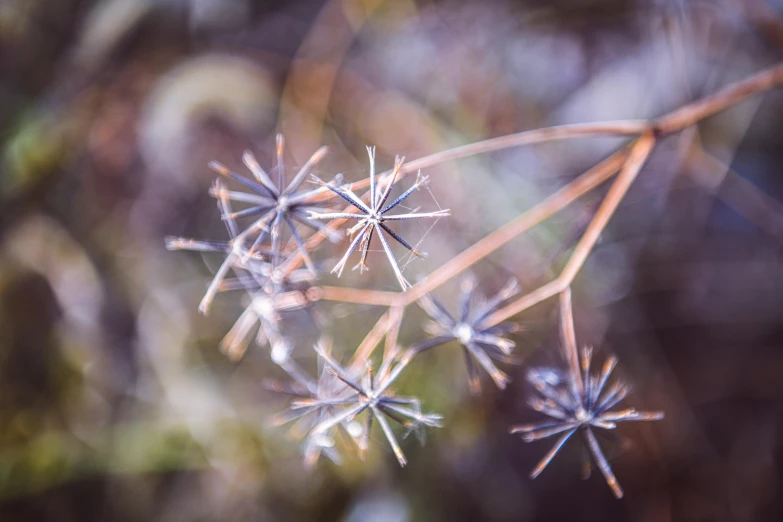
[559,287,583,398]
[654,63,783,134]
[313,286,400,307]
[403,145,631,303]
[558,132,656,285]
[486,132,656,325]
[348,309,392,370]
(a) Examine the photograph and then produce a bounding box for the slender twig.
[688,145,783,242]
[284,62,783,281]
[348,309,393,370]
[485,132,656,326]
[557,132,656,286]
[653,62,783,134]
[559,287,583,398]
[284,64,782,367]
[312,286,400,307]
[403,145,631,303]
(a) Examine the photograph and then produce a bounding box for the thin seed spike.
[376,156,404,210]
[520,422,580,442]
[359,407,373,460]
[530,429,577,479]
[376,227,411,290]
[595,355,618,399]
[582,346,593,407]
[527,397,568,419]
[242,211,276,262]
[458,276,475,322]
[215,180,240,238]
[285,145,329,195]
[409,336,454,355]
[600,409,664,422]
[348,219,368,235]
[418,294,456,328]
[597,384,630,412]
[470,332,515,355]
[198,253,236,315]
[268,211,285,265]
[312,402,367,436]
[209,184,273,206]
[581,437,592,480]
[509,420,562,434]
[375,352,412,396]
[382,403,442,428]
[284,216,316,273]
[310,175,373,214]
[465,341,509,390]
[372,406,407,467]
[354,224,375,273]
[313,343,361,390]
[464,348,482,395]
[242,150,279,196]
[381,175,423,214]
[380,209,451,221]
[378,222,426,259]
[367,146,377,209]
[209,161,272,197]
[223,205,276,221]
[307,211,364,221]
[219,304,257,361]
[585,426,624,498]
[164,237,229,252]
[276,134,285,193]
[332,223,369,277]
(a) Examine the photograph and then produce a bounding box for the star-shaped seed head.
[308,147,449,290]
[509,346,664,498]
[309,344,442,467]
[207,134,341,274]
[267,340,364,468]
[414,276,520,394]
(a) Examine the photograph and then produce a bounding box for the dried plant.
[208,135,340,270]
[308,147,449,290]
[509,291,664,498]
[167,62,783,496]
[413,276,520,393]
[267,341,362,468]
[309,343,442,467]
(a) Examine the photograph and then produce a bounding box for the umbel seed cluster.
[166,135,663,498]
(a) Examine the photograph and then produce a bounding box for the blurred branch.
[688,144,783,242]
[283,62,783,281]
[293,62,783,367]
[486,132,656,326]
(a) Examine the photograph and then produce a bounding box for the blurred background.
[2,0,783,520]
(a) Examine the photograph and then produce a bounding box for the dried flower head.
[310,344,442,467]
[509,346,664,498]
[308,147,449,290]
[166,179,277,314]
[208,134,341,274]
[267,341,362,467]
[414,276,520,394]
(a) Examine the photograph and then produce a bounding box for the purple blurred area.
[1,0,783,520]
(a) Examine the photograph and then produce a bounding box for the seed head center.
[575,407,592,423]
[455,323,474,344]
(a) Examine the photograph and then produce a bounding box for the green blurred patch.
[2,113,67,198]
